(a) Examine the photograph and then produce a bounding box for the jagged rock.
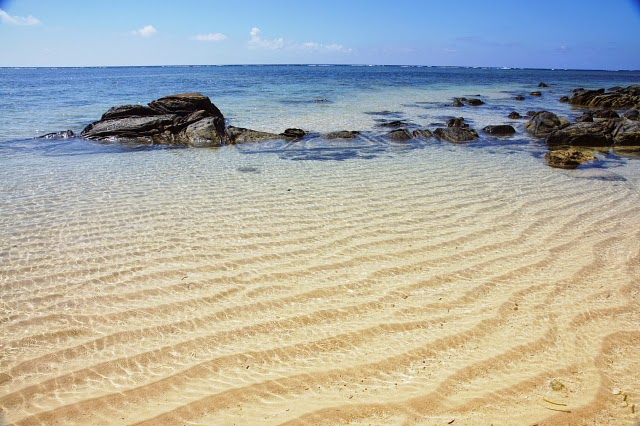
[434,127,479,143]
[593,109,619,119]
[623,110,639,121]
[570,85,640,109]
[576,111,594,123]
[538,82,550,88]
[101,105,159,120]
[81,93,227,146]
[508,112,523,119]
[525,111,569,137]
[412,129,433,138]
[447,117,468,128]
[38,130,76,139]
[546,122,613,148]
[387,129,413,141]
[325,130,360,140]
[612,118,640,146]
[545,149,596,169]
[483,125,516,136]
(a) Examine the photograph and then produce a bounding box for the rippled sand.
[1,145,640,425]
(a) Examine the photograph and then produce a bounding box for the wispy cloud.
[248,27,351,53]
[132,25,157,38]
[301,42,352,53]
[192,33,227,42]
[249,27,285,50]
[0,8,41,26]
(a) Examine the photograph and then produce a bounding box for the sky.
[1,0,640,69]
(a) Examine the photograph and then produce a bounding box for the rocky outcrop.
[39,130,76,139]
[545,149,596,169]
[508,112,522,119]
[525,111,569,137]
[412,129,433,139]
[81,93,227,147]
[452,97,484,107]
[545,118,640,148]
[434,127,479,143]
[483,125,516,136]
[387,129,413,141]
[569,85,640,109]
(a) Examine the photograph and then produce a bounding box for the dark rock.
[434,127,479,143]
[325,130,360,140]
[608,86,623,92]
[81,115,178,140]
[314,99,330,103]
[612,118,640,146]
[38,130,76,139]
[569,85,640,109]
[227,126,280,143]
[452,98,465,107]
[623,110,640,121]
[538,82,550,88]
[508,112,523,119]
[149,93,223,119]
[515,95,526,101]
[387,129,413,141]
[483,125,516,136]
[466,98,485,106]
[530,91,543,96]
[527,111,538,117]
[525,111,569,137]
[560,96,570,103]
[101,105,158,121]
[575,111,594,123]
[182,117,225,147]
[592,109,619,119]
[545,122,613,148]
[81,93,228,147]
[378,120,410,128]
[446,117,468,128]
[412,129,433,139]
[545,149,596,169]
[281,128,306,139]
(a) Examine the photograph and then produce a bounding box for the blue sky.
[1,0,639,69]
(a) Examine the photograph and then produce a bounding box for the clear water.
[1,66,640,425]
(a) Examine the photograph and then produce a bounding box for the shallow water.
[1,66,640,425]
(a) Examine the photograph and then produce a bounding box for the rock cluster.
[569,85,640,109]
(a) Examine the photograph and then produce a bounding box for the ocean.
[1,65,640,425]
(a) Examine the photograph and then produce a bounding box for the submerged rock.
[387,129,413,141]
[466,98,485,106]
[446,117,469,128]
[508,112,523,119]
[483,125,516,136]
[515,95,526,101]
[434,127,479,143]
[538,82,550,88]
[81,93,227,147]
[412,129,433,139]
[227,126,280,143]
[545,149,596,169]
[38,130,76,139]
[530,91,543,97]
[378,120,411,128]
[325,130,360,140]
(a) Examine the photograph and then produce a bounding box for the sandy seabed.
[1,146,639,425]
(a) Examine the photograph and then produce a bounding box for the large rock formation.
[81,93,228,147]
[545,118,640,148]
[569,85,640,109]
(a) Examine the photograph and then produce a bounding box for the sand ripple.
[1,147,639,425]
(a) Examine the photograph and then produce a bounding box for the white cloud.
[132,25,157,38]
[193,33,227,42]
[302,42,352,53]
[248,27,285,50]
[0,8,41,26]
